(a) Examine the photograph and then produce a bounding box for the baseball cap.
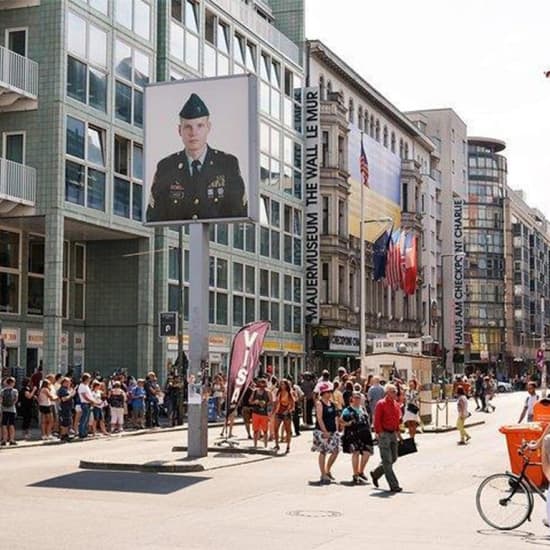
[318,382,333,395]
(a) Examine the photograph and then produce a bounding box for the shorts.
[1,411,16,426]
[39,405,53,415]
[59,411,72,428]
[276,412,292,421]
[252,413,269,434]
[92,408,103,421]
[75,404,82,413]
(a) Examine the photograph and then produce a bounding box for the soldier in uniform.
[146,93,247,223]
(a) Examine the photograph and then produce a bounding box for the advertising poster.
[347,125,401,241]
[144,74,259,225]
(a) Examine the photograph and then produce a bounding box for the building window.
[375,120,380,142]
[0,229,20,314]
[7,28,27,57]
[233,223,255,253]
[65,116,106,211]
[232,262,255,326]
[383,126,388,148]
[319,75,325,100]
[322,196,329,235]
[87,0,108,15]
[27,234,44,315]
[170,1,200,70]
[202,10,230,77]
[2,132,25,164]
[322,131,329,168]
[67,12,107,112]
[114,40,150,127]
[391,132,396,153]
[338,199,346,236]
[74,243,86,320]
[113,135,143,220]
[115,0,151,41]
[208,256,228,325]
[348,98,354,124]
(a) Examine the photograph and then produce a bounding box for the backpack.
[2,388,15,408]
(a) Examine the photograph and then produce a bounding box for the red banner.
[225,320,270,416]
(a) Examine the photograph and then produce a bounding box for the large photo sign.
[453,198,465,348]
[144,74,259,225]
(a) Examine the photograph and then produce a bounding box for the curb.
[423,420,485,433]
[79,459,205,473]
[172,445,277,457]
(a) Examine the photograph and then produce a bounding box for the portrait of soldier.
[146,93,248,223]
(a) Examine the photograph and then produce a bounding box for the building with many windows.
[0,0,307,381]
[306,40,439,373]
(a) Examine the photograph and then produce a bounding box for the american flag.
[360,139,369,187]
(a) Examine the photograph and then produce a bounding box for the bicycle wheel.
[476,473,533,530]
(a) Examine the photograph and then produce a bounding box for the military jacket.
[146,146,247,223]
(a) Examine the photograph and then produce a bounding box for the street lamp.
[360,216,393,374]
[440,252,465,377]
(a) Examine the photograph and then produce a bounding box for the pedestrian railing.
[0,45,38,98]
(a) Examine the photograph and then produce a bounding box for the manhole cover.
[287,510,342,518]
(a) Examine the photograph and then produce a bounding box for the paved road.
[2,391,549,549]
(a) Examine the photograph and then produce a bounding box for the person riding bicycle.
[527,422,550,527]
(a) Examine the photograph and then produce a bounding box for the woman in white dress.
[402,379,421,439]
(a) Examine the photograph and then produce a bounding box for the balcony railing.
[0,157,36,205]
[0,45,38,98]
[211,0,300,65]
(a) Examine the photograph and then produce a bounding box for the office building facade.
[0,0,306,381]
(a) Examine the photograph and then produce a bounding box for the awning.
[322,351,357,358]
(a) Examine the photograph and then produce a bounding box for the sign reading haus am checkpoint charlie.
[144,74,259,225]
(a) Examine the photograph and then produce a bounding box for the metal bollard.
[445,399,449,427]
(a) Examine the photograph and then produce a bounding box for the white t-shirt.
[457,394,469,419]
[526,393,539,418]
[78,383,94,404]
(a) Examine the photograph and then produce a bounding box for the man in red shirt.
[370,383,403,492]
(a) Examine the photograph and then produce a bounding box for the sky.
[305,0,550,217]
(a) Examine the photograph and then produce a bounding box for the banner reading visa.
[226,320,270,416]
[144,74,259,225]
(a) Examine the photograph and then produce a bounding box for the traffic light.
[159,312,177,338]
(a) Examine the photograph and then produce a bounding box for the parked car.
[497,381,513,393]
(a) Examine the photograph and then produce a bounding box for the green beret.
[179,93,210,119]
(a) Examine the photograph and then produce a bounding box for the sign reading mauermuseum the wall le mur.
[304,87,320,325]
[453,198,465,347]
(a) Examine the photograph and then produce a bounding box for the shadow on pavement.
[29,470,209,495]
[477,529,534,538]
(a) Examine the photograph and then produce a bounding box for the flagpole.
[360,133,366,376]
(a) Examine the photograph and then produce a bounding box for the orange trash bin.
[533,399,550,423]
[499,423,545,487]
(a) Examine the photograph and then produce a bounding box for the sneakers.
[390,486,403,493]
[320,475,331,485]
[9,441,17,446]
[353,475,366,485]
[457,440,467,445]
[358,473,369,482]
[0,441,6,446]
[326,472,335,481]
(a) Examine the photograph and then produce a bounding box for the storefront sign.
[304,86,320,325]
[372,338,422,355]
[453,198,465,347]
[284,342,304,354]
[330,329,360,352]
[2,328,19,346]
[386,333,409,340]
[27,330,43,346]
[74,333,85,350]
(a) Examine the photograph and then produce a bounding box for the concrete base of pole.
[187,403,208,458]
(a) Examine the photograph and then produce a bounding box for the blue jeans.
[79,403,91,438]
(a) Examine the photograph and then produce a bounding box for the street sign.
[159,312,177,338]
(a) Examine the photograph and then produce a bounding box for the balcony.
[0,45,38,112]
[0,157,36,213]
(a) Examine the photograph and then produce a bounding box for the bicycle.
[476,442,546,530]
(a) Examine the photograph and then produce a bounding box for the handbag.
[397,437,418,457]
[406,402,419,415]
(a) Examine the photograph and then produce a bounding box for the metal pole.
[440,258,445,377]
[177,227,184,378]
[542,296,547,398]
[187,223,209,458]
[359,140,366,376]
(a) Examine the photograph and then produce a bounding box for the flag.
[386,229,402,290]
[360,139,369,187]
[403,232,418,295]
[373,227,392,281]
[225,320,270,417]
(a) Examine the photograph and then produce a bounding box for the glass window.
[87,169,105,211]
[115,40,132,81]
[134,0,150,40]
[27,277,44,315]
[67,56,87,103]
[134,50,150,87]
[88,68,107,112]
[5,133,24,164]
[233,262,243,292]
[271,272,280,298]
[66,116,85,158]
[234,34,245,65]
[185,32,199,69]
[270,231,280,260]
[172,0,182,21]
[245,265,255,294]
[170,21,184,60]
[75,283,84,319]
[68,12,86,57]
[114,176,130,217]
[246,42,256,72]
[90,0,108,14]
[0,231,19,269]
[89,25,107,67]
[116,0,133,29]
[233,295,243,326]
[134,89,143,127]
[28,236,45,274]
[65,160,85,205]
[260,269,269,296]
[87,126,105,166]
[270,302,279,330]
[217,22,229,54]
[217,258,228,289]
[75,245,85,280]
[216,293,228,325]
[114,135,130,175]
[245,297,255,323]
[185,0,199,32]
[0,273,19,314]
[115,81,132,123]
[133,144,143,179]
[284,304,292,332]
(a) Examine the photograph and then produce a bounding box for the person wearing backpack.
[1,377,19,446]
